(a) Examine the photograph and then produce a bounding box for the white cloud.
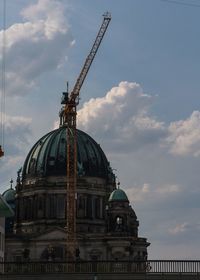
[21,0,69,40]
[125,183,181,203]
[166,111,200,157]
[168,222,200,237]
[157,184,180,194]
[0,114,32,190]
[0,0,73,97]
[78,82,200,159]
[4,114,32,155]
[53,119,59,130]
[169,222,189,235]
[0,154,25,193]
[78,81,166,153]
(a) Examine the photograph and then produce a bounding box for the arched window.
[50,195,56,218]
[24,198,32,220]
[77,195,86,218]
[26,198,32,220]
[86,195,92,219]
[95,197,101,219]
[38,196,44,219]
[57,195,65,219]
[115,216,124,232]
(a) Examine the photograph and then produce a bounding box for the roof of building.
[108,189,129,202]
[22,127,114,179]
[0,195,14,217]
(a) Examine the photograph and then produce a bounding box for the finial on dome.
[10,178,13,189]
[66,81,69,93]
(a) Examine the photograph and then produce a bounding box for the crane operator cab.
[0,145,4,157]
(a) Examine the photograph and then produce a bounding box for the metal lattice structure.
[2,260,200,275]
[61,12,111,260]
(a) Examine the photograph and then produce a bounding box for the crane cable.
[1,0,6,152]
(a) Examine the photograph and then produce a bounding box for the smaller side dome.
[2,188,16,209]
[2,188,16,234]
[108,189,129,202]
[0,195,14,217]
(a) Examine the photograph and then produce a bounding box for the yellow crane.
[60,12,111,260]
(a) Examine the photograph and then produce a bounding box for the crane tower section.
[60,12,111,260]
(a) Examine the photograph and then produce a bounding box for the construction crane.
[60,12,111,260]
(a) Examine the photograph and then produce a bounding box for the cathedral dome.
[108,189,129,202]
[23,126,112,179]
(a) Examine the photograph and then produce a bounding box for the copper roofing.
[0,195,14,217]
[108,189,129,202]
[22,127,113,179]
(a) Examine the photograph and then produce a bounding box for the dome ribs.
[23,127,113,179]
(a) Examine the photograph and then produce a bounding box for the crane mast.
[60,12,111,260]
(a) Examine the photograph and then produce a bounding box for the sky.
[1,0,200,259]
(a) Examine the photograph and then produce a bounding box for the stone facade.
[5,177,149,261]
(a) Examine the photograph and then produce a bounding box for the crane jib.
[70,13,111,103]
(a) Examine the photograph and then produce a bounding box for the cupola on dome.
[23,126,113,179]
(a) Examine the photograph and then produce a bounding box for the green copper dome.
[23,127,113,179]
[108,189,129,202]
[0,195,14,217]
[2,189,15,233]
[2,188,16,205]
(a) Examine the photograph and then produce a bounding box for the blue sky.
[1,0,200,259]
